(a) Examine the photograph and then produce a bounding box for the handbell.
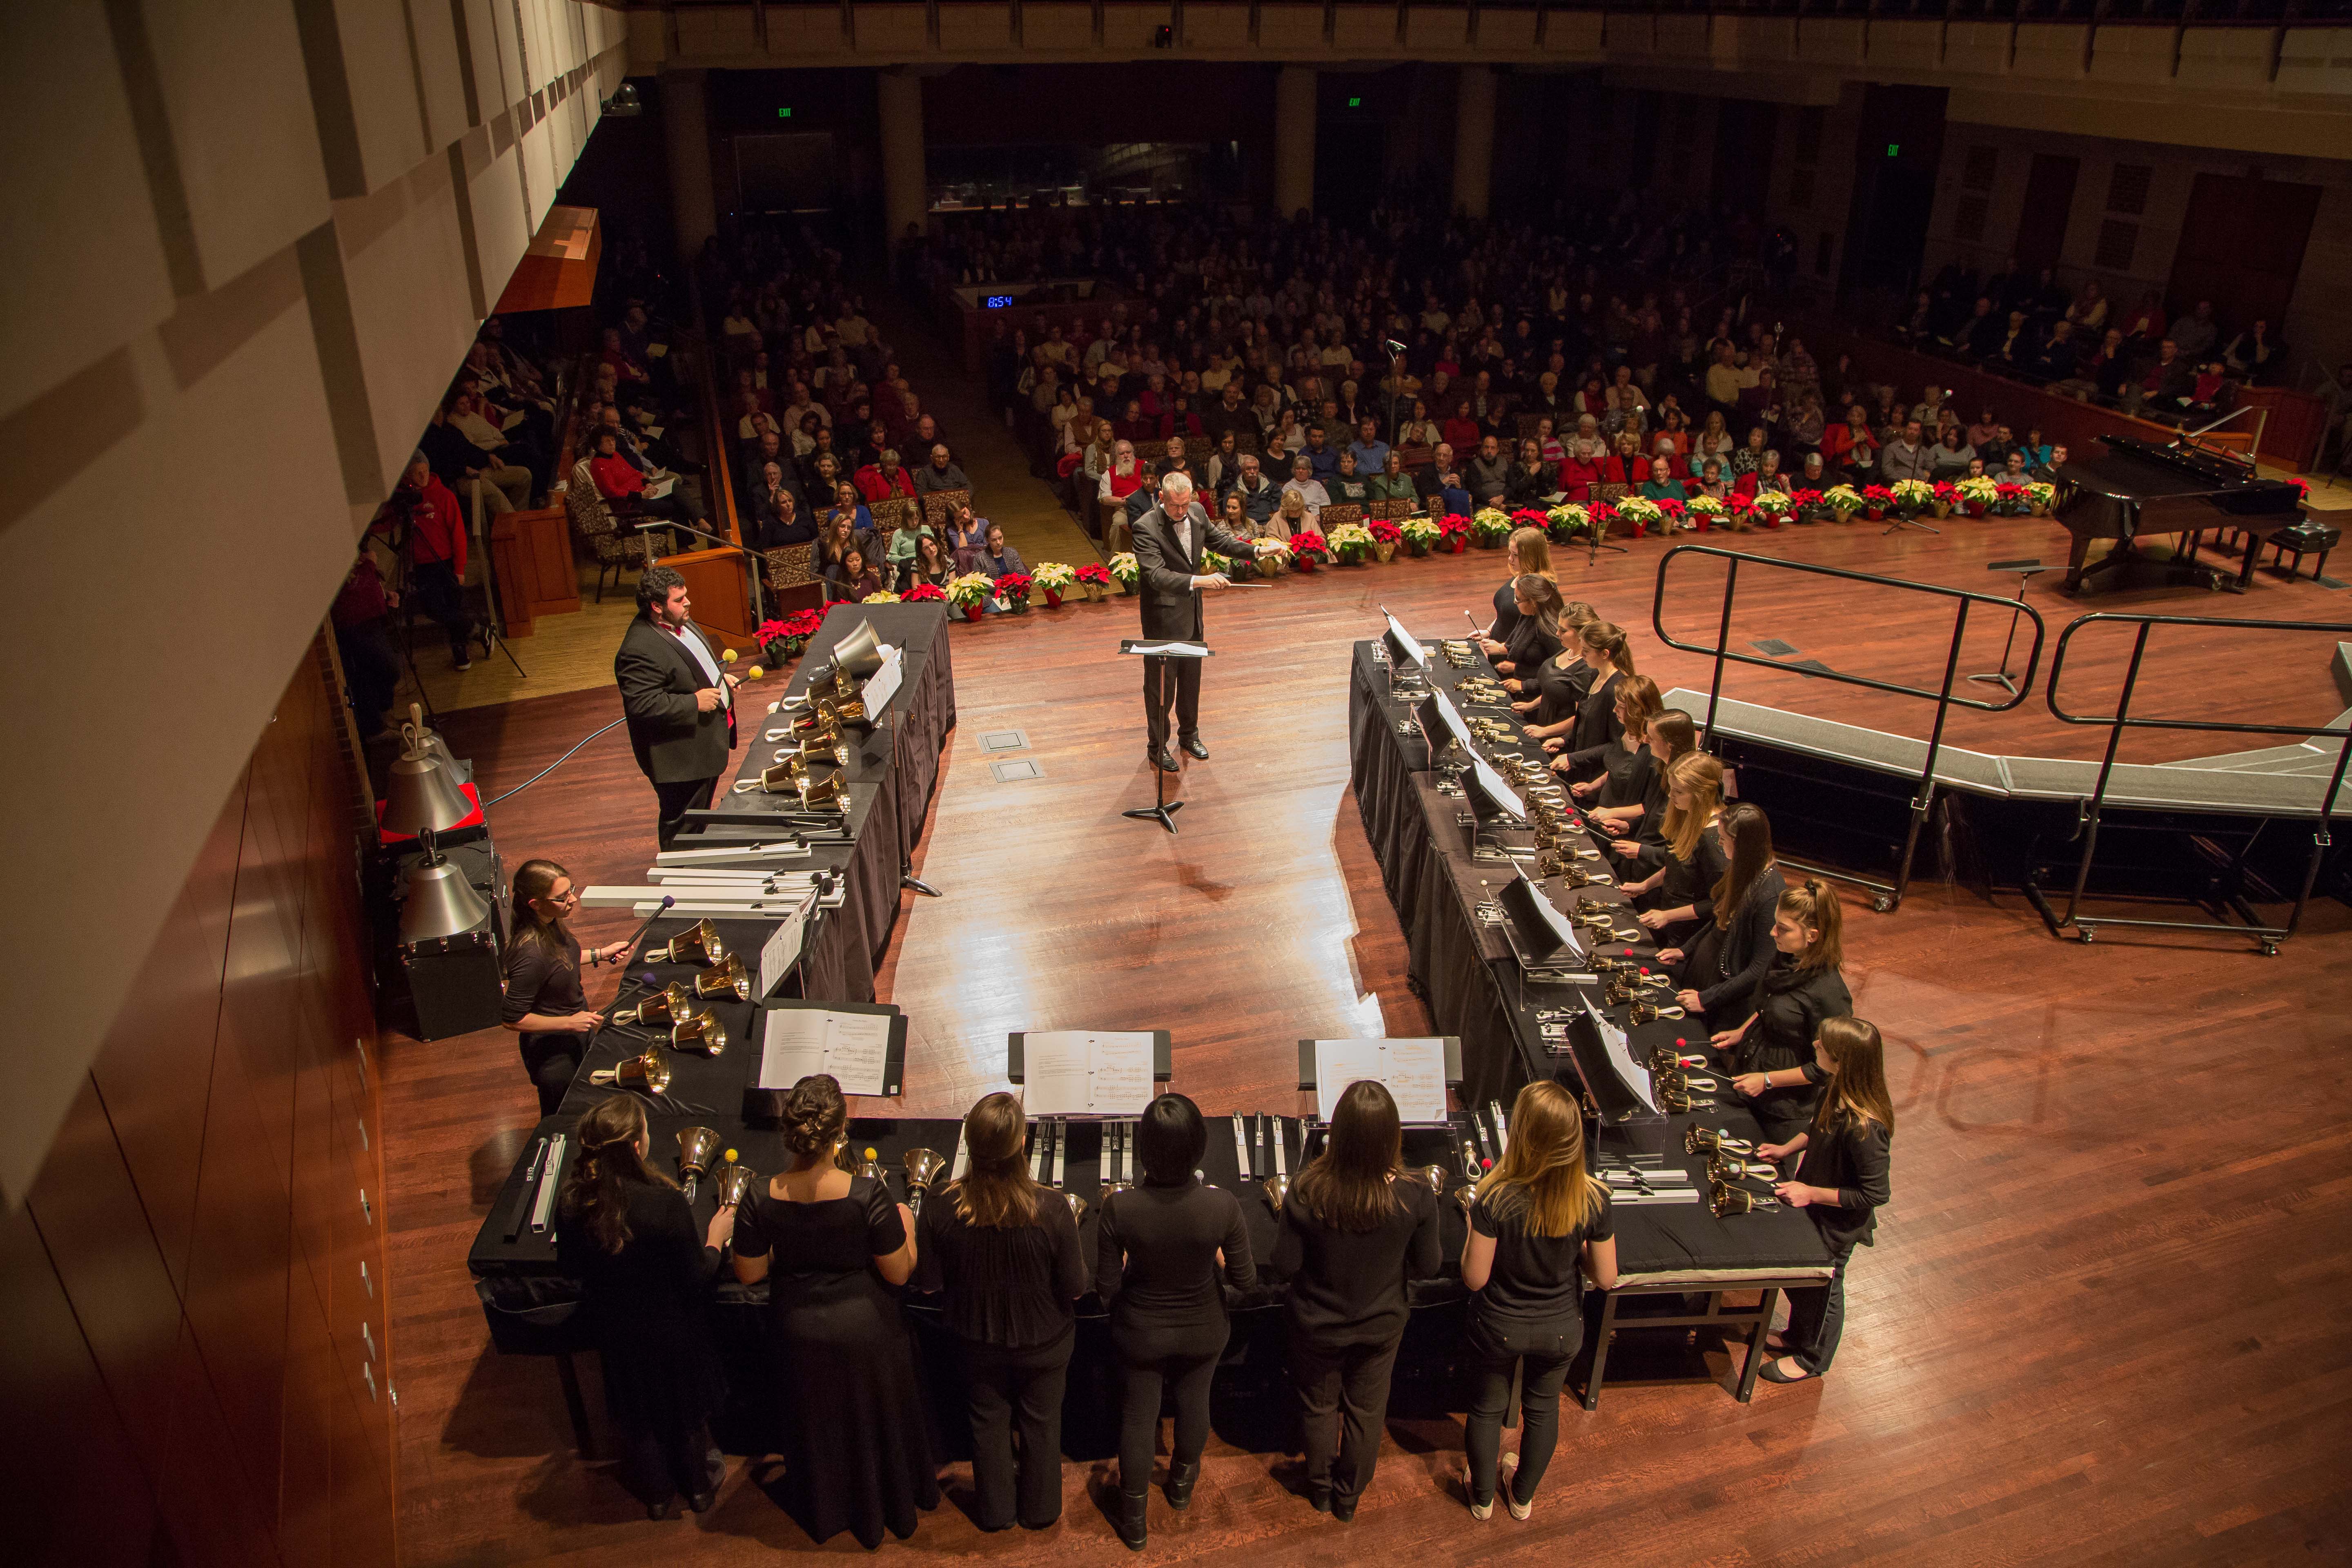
[666,1009,728,1056]
[734,758,808,795]
[1261,1173,1289,1212]
[1404,1165,1451,1195]
[1656,1069,1717,1096]
[645,920,726,966]
[677,1126,722,1200]
[1708,1155,1779,1185]
[791,706,842,737]
[1651,1047,1708,1073]
[693,954,754,1001]
[612,982,694,1027]
[713,1153,757,1207]
[799,773,847,811]
[1684,1126,1755,1158]
[785,731,853,768]
[589,1048,672,1094]
[849,1145,887,1181]
[1628,1002,1687,1025]
[824,696,871,728]
[1062,1189,1090,1223]
[902,1148,946,1216]
[1708,1180,1775,1218]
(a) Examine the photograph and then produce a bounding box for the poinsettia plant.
[1890,479,1936,513]
[1613,495,1661,537]
[1367,519,1404,544]
[1287,531,1331,561]
[1107,552,1140,589]
[1032,561,1076,590]
[1860,484,1893,510]
[1823,485,1866,516]
[901,581,947,602]
[1931,480,1960,506]
[1074,562,1114,586]
[1470,508,1515,544]
[2026,480,2057,511]
[993,571,1034,604]
[1436,512,1471,552]
[1401,515,1440,550]
[1655,497,1688,527]
[1955,474,1999,505]
[1789,488,1824,514]
[946,571,993,608]
[1748,491,1791,527]
[1589,501,1621,538]
[1546,503,1590,541]
[1992,482,2031,516]
[860,590,900,604]
[1685,494,1725,529]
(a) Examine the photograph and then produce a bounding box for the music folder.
[1008,1030,1174,1116]
[1119,639,1212,658]
[743,999,908,1116]
[1296,1037,1462,1125]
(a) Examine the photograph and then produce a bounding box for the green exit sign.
[1886,142,1900,156]
[778,106,794,119]
[1348,96,1362,108]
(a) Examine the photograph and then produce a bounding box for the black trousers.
[1462,1312,1580,1506]
[409,561,473,660]
[1111,1316,1227,1494]
[1785,1238,1857,1375]
[1141,653,1203,752]
[652,776,717,851]
[1287,1330,1402,1505]
[958,1327,1073,1530]
[519,1035,582,1117]
[615,1412,724,1507]
[334,618,401,737]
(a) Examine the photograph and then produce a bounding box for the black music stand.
[1967,558,2044,695]
[1119,638,1211,833]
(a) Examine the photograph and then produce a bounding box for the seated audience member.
[903,532,955,592]
[1348,416,1390,475]
[1638,456,1688,503]
[447,387,543,497]
[942,504,988,568]
[588,428,707,526]
[814,511,866,581]
[912,443,969,498]
[1820,405,1878,478]
[973,522,1027,582]
[1100,440,1149,510]
[881,509,936,587]
[2167,300,2218,361]
[2124,339,2196,416]
[752,463,817,549]
[2222,321,2285,385]
[2029,320,2080,383]
[1880,419,1935,484]
[821,479,874,540]
[1466,436,1512,506]
[422,394,529,516]
[1691,458,1728,501]
[1928,430,1975,481]
[1226,452,1280,525]
[1367,450,1418,507]
[856,448,918,503]
[1274,486,1323,541]
[331,550,401,738]
[1505,440,1555,507]
[1282,456,1331,525]
[829,545,883,602]
[1797,451,1830,494]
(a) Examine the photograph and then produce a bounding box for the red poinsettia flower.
[1289,531,1331,559]
[902,582,947,602]
[1367,519,1403,543]
[994,572,1033,597]
[1074,562,1114,584]
[1994,482,2027,499]
[1790,489,1823,508]
[1931,480,1960,501]
[1861,485,1892,505]
[1656,498,1686,519]
[1508,509,1550,529]
[1724,492,1754,513]
[1436,513,1470,537]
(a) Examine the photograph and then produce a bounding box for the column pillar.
[1452,66,1496,220]
[1273,67,1316,220]
[877,70,928,248]
[661,68,716,262]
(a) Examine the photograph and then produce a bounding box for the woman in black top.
[1487,575,1565,681]
[1458,1081,1617,1521]
[916,1092,1089,1532]
[1756,1016,1893,1383]
[1477,528,1553,646]
[500,859,630,1115]
[1270,1080,1442,1521]
[1716,879,1853,1143]
[1510,601,1598,734]
[1095,1095,1256,1549]
[1662,799,1785,1029]
[1623,752,1728,949]
[1584,675,1663,812]
[1547,620,1638,784]
[1595,708,1695,850]
[1504,439,1554,507]
[555,1096,735,1517]
[731,1075,935,1549]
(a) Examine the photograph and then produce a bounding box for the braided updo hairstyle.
[557,1096,671,1255]
[781,1073,847,1171]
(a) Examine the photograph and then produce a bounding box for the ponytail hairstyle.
[1711,800,1777,930]
[1580,619,1637,677]
[1559,599,1597,636]
[507,858,573,973]
[1290,1079,1404,1233]
[1661,751,1725,864]
[1474,1080,1604,1238]
[1650,708,1697,762]
[558,1095,670,1255]
[1777,877,1844,973]
[780,1074,847,1171]
[1810,1016,1895,1137]
[951,1091,1040,1228]
[1614,674,1664,742]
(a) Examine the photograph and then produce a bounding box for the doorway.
[2012,154,2079,275]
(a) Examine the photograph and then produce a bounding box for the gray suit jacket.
[615,613,737,783]
[1131,501,1256,641]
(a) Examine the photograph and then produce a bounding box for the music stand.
[1118,638,1211,834]
[1968,558,2044,695]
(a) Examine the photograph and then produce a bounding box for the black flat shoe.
[1331,1490,1358,1523]
[1164,1459,1200,1510]
[1114,1486,1149,1550]
[1181,736,1209,760]
[1308,1479,1332,1514]
[646,1497,678,1521]
[1757,1357,1815,1384]
[1150,746,1180,773]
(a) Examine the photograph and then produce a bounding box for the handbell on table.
[665,1009,728,1056]
[733,758,808,794]
[1062,1189,1090,1223]
[1261,1173,1290,1212]
[1651,1047,1708,1073]
[1628,1002,1687,1025]
[1684,1126,1755,1157]
[694,954,754,1001]
[645,920,726,966]
[1707,1180,1777,1218]
[590,1048,672,1094]
[1655,1068,1717,1096]
[612,982,694,1027]
[713,1155,757,1208]
[1708,1155,1780,1185]
[799,773,848,811]
[846,1145,887,1181]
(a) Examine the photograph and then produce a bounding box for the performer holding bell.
[615,564,742,850]
[1130,472,1274,773]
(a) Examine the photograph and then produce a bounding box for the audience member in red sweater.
[381,452,477,669]
[854,450,918,503]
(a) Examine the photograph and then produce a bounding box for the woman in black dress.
[500,859,630,1114]
[1756,1016,1893,1384]
[1510,601,1598,735]
[916,1092,1089,1532]
[1458,1081,1617,1521]
[1621,752,1728,949]
[1581,675,1663,813]
[1475,528,1553,647]
[1661,799,1785,1030]
[731,1075,936,1549]
[1546,620,1639,787]
[1715,878,1853,1143]
[1485,575,1565,682]
[1096,1094,1256,1549]
[555,1096,734,1517]
[1271,1080,1442,1521]
[1594,708,1695,851]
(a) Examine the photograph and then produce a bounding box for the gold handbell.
[792,705,842,737]
[798,773,848,812]
[1403,1165,1452,1194]
[847,1145,887,1181]
[1099,1175,1133,1206]
[713,1154,757,1207]
[1558,864,1614,888]
[785,731,852,768]
[612,982,694,1027]
[667,1008,728,1056]
[1708,1180,1773,1218]
[902,1148,946,1216]
[693,953,753,1001]
[1658,1083,1702,1114]
[1684,1126,1755,1158]
[1651,1046,1707,1073]
[677,1126,722,1199]
[645,920,726,966]
[1589,952,1648,977]
[1629,1002,1688,1025]
[1261,1173,1290,1212]
[1708,1155,1779,1185]
[1656,1068,1717,1098]
[589,1048,672,1094]
[824,695,871,728]
[733,757,808,795]
[1062,1189,1090,1223]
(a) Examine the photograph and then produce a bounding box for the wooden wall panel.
[9,626,393,1568]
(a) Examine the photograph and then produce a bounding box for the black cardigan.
[1565,669,1625,770]
[1797,1114,1892,1249]
[1694,866,1785,1018]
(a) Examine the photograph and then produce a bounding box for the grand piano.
[2055,434,2305,593]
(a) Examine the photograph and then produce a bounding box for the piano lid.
[2060,434,2273,501]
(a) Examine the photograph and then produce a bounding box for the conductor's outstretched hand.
[1192,573,1232,590]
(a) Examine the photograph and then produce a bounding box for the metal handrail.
[1650,543,2047,910]
[2034,609,2352,951]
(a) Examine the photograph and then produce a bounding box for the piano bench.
[2268,520,2340,583]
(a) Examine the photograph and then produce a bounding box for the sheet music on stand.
[1016,1031,1158,1116]
[1312,1038,1449,1124]
[757,1007,898,1095]
[1584,996,1657,1114]
[756,892,818,996]
[861,646,904,719]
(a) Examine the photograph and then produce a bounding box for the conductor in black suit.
[615,564,741,849]
[1130,472,1270,772]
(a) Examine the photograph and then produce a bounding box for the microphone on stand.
[590,895,676,1033]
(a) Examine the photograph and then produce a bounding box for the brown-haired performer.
[615,564,741,849]
[1714,878,1853,1143]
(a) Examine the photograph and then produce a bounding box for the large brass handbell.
[666,1009,728,1056]
[1708,1155,1780,1185]
[1655,1068,1717,1097]
[825,696,872,727]
[645,920,726,966]
[799,773,848,812]
[1261,1173,1289,1212]
[713,1152,757,1207]
[792,705,841,736]
[1708,1180,1774,1218]
[902,1148,946,1216]
[846,1145,887,1181]
[694,954,754,1001]
[733,757,807,795]
[1628,1002,1687,1025]
[784,731,853,768]
[1684,1126,1755,1158]
[613,982,694,1027]
[1403,1165,1452,1195]
[1652,1046,1708,1073]
[590,1048,672,1094]
[1062,1189,1090,1223]
[1553,863,1613,888]
[677,1127,722,1200]
[1590,953,1648,977]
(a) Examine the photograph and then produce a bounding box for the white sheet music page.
[757,894,815,995]
[1313,1038,1448,1124]
[1019,1031,1156,1115]
[1085,1033,1157,1115]
[757,1009,893,1095]
[1584,997,1658,1113]
[758,1010,830,1090]
[861,646,903,718]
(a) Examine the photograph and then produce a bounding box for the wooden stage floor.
[385,523,2352,1568]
